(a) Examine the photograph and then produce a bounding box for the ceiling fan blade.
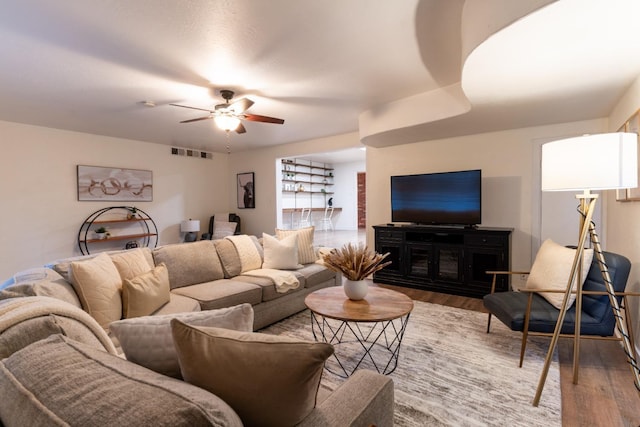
[170,103,215,113]
[180,115,212,123]
[229,98,254,114]
[243,114,285,124]
[235,123,247,134]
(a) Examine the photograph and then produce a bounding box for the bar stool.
[319,206,334,231]
[299,208,312,228]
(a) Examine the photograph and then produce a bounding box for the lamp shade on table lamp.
[541,132,637,192]
[180,219,200,242]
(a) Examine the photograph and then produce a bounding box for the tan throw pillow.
[275,226,315,264]
[110,304,254,378]
[171,320,334,427]
[69,253,123,329]
[122,263,171,319]
[212,221,238,240]
[110,248,153,282]
[262,233,302,270]
[525,239,594,310]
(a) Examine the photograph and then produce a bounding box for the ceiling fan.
[170,90,284,134]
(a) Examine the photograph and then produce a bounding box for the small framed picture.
[237,172,255,209]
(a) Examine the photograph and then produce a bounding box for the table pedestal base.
[310,311,411,378]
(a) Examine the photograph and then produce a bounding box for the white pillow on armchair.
[212,221,238,240]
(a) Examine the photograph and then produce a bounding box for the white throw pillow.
[109,303,254,378]
[525,239,594,310]
[262,233,302,270]
[275,226,315,264]
[212,221,238,240]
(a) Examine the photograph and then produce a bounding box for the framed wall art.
[237,172,255,209]
[77,165,153,202]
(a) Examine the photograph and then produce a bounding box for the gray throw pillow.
[109,303,254,378]
[0,334,242,426]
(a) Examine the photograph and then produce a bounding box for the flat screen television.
[391,169,481,226]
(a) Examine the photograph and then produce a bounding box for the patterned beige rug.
[261,300,561,426]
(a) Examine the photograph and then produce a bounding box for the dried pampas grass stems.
[322,242,391,281]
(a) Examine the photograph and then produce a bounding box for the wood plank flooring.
[372,282,640,426]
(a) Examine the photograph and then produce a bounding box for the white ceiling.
[0,0,639,157]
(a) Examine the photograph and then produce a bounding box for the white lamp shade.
[541,132,638,191]
[214,115,241,131]
[180,220,200,233]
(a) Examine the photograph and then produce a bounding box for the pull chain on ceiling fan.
[170,90,284,134]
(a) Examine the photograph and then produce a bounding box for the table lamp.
[535,132,639,405]
[180,219,200,242]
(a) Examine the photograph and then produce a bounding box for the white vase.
[343,279,368,300]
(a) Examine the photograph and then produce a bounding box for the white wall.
[0,120,229,280]
[366,119,606,288]
[332,160,366,230]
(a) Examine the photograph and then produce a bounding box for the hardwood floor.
[372,282,640,427]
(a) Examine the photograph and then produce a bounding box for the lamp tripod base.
[533,195,640,406]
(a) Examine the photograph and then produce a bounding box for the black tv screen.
[391,169,481,226]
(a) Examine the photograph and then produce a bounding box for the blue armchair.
[483,250,635,367]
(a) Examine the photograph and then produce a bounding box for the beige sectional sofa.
[37,235,341,332]
[0,234,395,426]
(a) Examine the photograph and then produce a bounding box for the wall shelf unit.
[281,158,334,205]
[77,206,158,255]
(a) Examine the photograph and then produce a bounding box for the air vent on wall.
[171,147,213,160]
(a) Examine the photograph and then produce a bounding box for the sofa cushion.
[0,269,82,308]
[0,334,242,426]
[525,239,594,310]
[110,248,154,281]
[276,226,316,264]
[122,263,171,319]
[152,293,201,316]
[152,240,224,289]
[171,279,262,311]
[296,263,339,288]
[109,304,254,378]
[262,232,302,270]
[214,238,242,278]
[234,275,302,302]
[69,253,123,329]
[0,296,118,357]
[171,320,334,427]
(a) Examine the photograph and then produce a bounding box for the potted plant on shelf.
[95,227,110,240]
[127,207,138,220]
[322,243,391,300]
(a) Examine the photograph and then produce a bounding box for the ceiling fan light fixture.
[214,114,241,132]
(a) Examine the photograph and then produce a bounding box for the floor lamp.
[535,132,640,406]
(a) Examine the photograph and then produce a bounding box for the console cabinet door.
[406,243,432,279]
[464,247,508,291]
[435,246,463,283]
[377,241,403,277]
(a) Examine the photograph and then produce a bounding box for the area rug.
[260,300,561,426]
